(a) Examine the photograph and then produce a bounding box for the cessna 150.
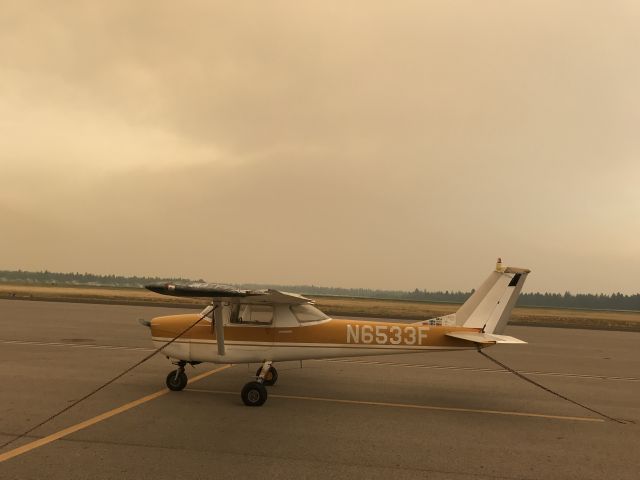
[142,259,530,406]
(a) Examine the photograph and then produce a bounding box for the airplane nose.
[138,318,151,327]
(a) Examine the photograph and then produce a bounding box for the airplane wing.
[145,283,311,304]
[255,289,312,305]
[145,282,255,298]
[445,331,526,344]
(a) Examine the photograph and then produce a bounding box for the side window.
[230,304,240,323]
[235,304,274,325]
[250,305,274,324]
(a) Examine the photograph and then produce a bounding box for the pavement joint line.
[0,339,154,352]
[4,339,638,382]
[5,339,638,382]
[0,365,232,464]
[316,359,640,382]
[184,388,605,423]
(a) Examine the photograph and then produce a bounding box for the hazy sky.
[1,1,639,294]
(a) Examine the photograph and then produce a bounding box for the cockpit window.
[231,304,274,325]
[290,304,329,323]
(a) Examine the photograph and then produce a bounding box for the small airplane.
[141,259,530,406]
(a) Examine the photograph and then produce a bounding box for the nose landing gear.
[166,370,187,391]
[166,360,191,391]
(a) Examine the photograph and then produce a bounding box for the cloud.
[1,1,639,293]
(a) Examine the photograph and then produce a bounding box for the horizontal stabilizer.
[446,332,527,345]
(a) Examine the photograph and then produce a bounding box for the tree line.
[0,269,196,287]
[1,269,638,311]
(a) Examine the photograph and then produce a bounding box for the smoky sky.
[1,1,639,293]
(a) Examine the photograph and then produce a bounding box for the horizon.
[1,267,637,297]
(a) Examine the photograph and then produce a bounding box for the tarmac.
[0,299,638,479]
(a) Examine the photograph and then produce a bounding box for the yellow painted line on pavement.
[186,388,605,423]
[0,365,232,463]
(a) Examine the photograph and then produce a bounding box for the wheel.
[241,381,268,406]
[255,365,278,386]
[166,370,188,391]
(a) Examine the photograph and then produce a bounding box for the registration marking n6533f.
[346,325,428,346]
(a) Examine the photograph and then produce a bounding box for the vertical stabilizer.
[458,259,530,334]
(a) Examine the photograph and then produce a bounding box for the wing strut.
[213,302,225,356]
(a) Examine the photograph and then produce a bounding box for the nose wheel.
[166,361,188,391]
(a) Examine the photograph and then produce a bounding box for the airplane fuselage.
[151,314,481,364]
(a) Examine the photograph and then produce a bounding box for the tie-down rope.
[477,347,625,424]
[0,310,211,450]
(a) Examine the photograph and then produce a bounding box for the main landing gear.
[241,361,278,407]
[165,360,200,391]
[255,364,278,386]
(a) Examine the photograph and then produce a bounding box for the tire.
[166,370,188,391]
[241,381,268,406]
[255,365,278,386]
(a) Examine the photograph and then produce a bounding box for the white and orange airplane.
[142,259,530,406]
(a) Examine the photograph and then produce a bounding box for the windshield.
[290,304,329,323]
[200,305,214,320]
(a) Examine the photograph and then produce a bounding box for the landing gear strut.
[166,360,188,391]
[241,360,275,406]
[255,365,278,386]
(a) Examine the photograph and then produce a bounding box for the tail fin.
[457,259,530,334]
